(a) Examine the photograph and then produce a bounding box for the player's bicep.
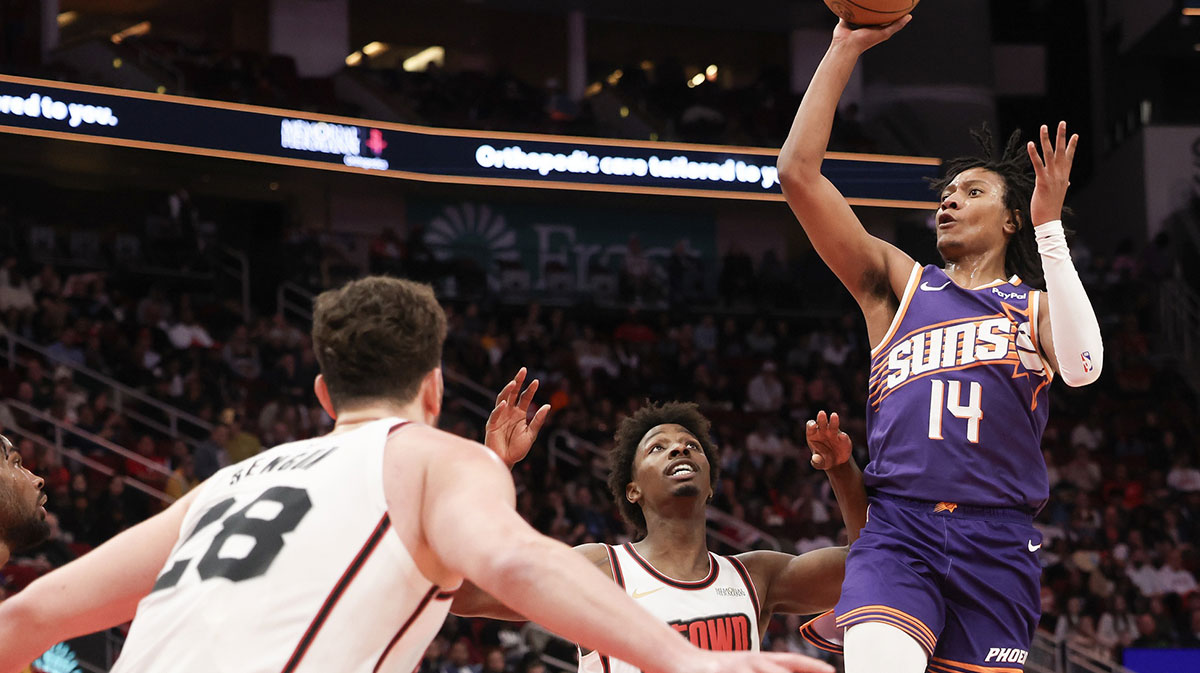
[420,446,534,580]
[755,547,849,616]
[781,174,904,303]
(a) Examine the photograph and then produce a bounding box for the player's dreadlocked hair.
[931,126,1046,290]
[609,401,720,536]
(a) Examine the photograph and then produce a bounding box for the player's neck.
[637,511,711,579]
[943,249,1007,289]
[331,401,428,433]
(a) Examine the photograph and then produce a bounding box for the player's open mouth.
[665,460,699,480]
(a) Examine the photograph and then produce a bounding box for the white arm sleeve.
[1036,220,1103,386]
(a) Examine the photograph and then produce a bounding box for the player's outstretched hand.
[805,410,852,471]
[832,14,912,54]
[692,650,835,673]
[484,367,551,468]
[1027,121,1079,226]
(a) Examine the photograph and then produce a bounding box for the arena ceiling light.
[362,41,389,56]
[402,46,445,72]
[110,21,150,44]
[56,11,79,28]
[345,50,363,66]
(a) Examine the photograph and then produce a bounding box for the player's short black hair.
[931,127,1046,290]
[609,401,720,535]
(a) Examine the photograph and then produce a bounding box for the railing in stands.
[0,328,213,443]
[4,400,174,504]
[1,422,168,504]
[277,281,315,323]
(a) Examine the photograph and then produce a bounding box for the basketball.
[823,0,919,26]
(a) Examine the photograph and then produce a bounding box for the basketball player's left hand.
[1028,121,1079,226]
[805,410,851,470]
[484,367,551,468]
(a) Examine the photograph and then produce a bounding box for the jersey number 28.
[153,486,313,591]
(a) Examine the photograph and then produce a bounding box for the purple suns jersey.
[865,263,1052,509]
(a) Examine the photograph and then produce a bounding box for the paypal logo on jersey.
[991,287,1027,300]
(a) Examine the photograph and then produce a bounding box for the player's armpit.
[741,547,849,617]
[0,488,201,673]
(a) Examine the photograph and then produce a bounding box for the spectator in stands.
[222,324,262,380]
[1096,594,1137,657]
[1061,446,1103,493]
[0,257,36,334]
[440,638,478,673]
[745,361,784,413]
[368,227,405,276]
[167,306,214,350]
[619,235,654,304]
[192,424,230,480]
[221,408,262,464]
[1167,452,1200,493]
[1157,549,1198,598]
[1127,549,1162,598]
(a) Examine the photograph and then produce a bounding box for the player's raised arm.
[778,18,914,309]
[0,488,200,673]
[806,410,867,543]
[417,440,833,673]
[1026,122,1103,387]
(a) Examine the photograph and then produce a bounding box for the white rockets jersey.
[113,418,458,673]
[579,543,760,673]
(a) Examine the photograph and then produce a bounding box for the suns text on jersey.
[668,613,752,651]
[227,446,339,485]
[871,313,1044,403]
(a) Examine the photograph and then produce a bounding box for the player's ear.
[626,481,641,506]
[419,367,443,423]
[314,375,337,420]
[1004,209,1022,236]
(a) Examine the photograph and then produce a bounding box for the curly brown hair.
[311,276,447,410]
[608,401,720,535]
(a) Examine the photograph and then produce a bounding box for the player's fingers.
[517,378,540,410]
[510,367,528,403]
[489,399,508,425]
[1026,141,1045,174]
[1055,121,1067,155]
[1040,124,1054,166]
[829,412,840,434]
[496,379,516,405]
[528,404,551,434]
[881,13,912,36]
[1065,133,1079,164]
[805,419,817,438]
[811,453,826,469]
[815,409,828,430]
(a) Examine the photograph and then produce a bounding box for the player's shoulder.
[386,423,505,468]
[574,542,613,570]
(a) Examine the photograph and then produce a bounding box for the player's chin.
[671,483,701,498]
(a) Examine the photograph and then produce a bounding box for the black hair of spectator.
[311,276,447,410]
[609,401,720,535]
[930,126,1046,290]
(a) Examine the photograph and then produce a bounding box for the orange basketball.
[823,0,919,26]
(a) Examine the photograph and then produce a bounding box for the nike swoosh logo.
[631,587,665,599]
[920,281,952,292]
[1028,541,1042,552]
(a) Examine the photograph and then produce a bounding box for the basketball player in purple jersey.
[777,16,1103,673]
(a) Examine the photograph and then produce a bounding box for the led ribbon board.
[0,74,940,208]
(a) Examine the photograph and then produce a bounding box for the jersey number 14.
[927,379,982,443]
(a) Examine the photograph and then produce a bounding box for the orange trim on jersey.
[929,656,1023,673]
[837,612,935,655]
[835,605,937,652]
[796,610,842,654]
[870,263,923,358]
[933,502,958,513]
[1026,290,1055,411]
